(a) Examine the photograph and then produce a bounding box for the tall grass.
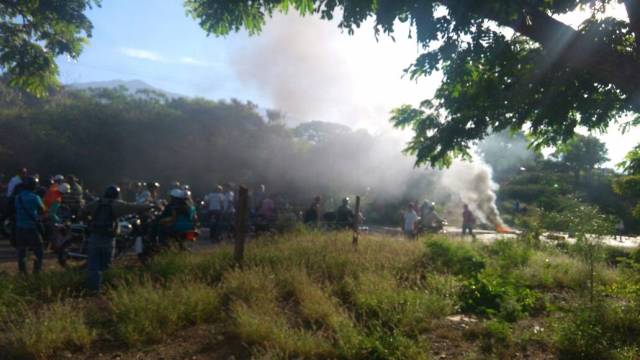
[108,278,222,346]
[0,228,636,358]
[3,301,95,359]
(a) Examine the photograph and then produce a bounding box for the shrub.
[423,238,485,277]
[459,271,544,322]
[4,301,95,359]
[485,239,531,270]
[554,301,640,359]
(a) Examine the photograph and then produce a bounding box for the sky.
[57,0,639,167]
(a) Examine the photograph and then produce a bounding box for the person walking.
[462,204,476,239]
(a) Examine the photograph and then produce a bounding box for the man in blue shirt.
[14,176,45,274]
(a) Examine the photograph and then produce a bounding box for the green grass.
[0,229,638,359]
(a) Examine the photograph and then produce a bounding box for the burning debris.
[438,160,510,232]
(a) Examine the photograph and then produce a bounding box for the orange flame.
[496,225,512,234]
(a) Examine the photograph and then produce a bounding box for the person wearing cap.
[80,185,151,293]
[14,176,45,274]
[7,168,27,196]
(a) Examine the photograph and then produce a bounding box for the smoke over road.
[228,11,507,227]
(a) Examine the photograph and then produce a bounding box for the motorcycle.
[54,215,142,268]
[417,219,448,235]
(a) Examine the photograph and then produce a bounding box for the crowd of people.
[0,169,202,292]
[1,167,479,293]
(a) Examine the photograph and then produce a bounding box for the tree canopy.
[0,0,98,96]
[185,0,640,167]
[618,143,640,175]
[552,134,609,182]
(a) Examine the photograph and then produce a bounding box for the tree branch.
[624,0,640,49]
[483,7,640,111]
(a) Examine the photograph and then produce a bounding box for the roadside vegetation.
[1,223,640,359]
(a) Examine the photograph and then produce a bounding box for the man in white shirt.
[205,186,225,241]
[403,204,420,239]
[7,168,27,196]
[223,188,235,214]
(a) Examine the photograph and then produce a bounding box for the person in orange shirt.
[43,175,65,208]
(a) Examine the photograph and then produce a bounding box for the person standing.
[335,197,355,229]
[80,185,151,293]
[62,175,84,216]
[303,196,322,225]
[7,168,27,196]
[136,182,161,206]
[14,176,45,275]
[616,220,625,241]
[253,184,267,212]
[205,185,225,241]
[462,204,476,238]
[403,203,420,239]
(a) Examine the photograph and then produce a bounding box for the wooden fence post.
[352,195,361,247]
[234,185,249,264]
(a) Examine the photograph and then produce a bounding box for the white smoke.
[437,161,506,228]
[229,11,507,228]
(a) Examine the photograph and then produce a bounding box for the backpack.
[90,200,117,236]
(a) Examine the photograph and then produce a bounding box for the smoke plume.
[229,11,507,227]
[436,161,506,228]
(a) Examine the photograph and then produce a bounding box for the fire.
[495,225,512,234]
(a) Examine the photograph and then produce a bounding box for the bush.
[4,301,95,359]
[459,271,544,322]
[485,239,532,270]
[554,301,640,359]
[423,238,485,277]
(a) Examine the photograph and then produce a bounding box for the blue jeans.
[462,223,474,236]
[16,228,44,274]
[87,234,115,293]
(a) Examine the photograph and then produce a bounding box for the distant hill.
[66,79,184,99]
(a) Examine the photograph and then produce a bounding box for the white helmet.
[170,188,187,199]
[53,174,64,183]
[58,183,71,194]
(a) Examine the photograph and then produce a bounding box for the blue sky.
[58,0,261,102]
[57,0,639,166]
